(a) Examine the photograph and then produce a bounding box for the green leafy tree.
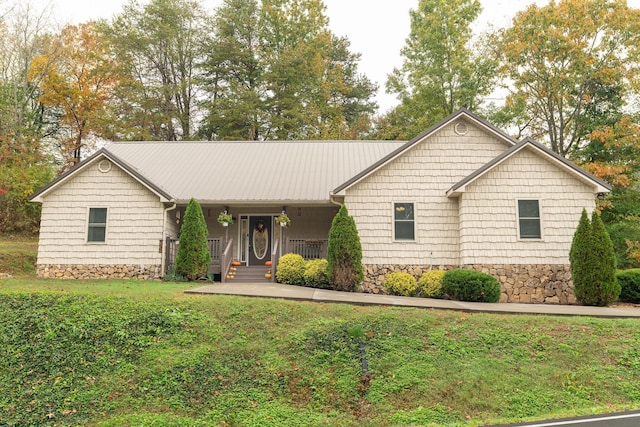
[327,204,363,292]
[0,3,56,233]
[175,198,210,281]
[101,0,208,140]
[199,0,376,141]
[497,0,640,157]
[384,0,497,138]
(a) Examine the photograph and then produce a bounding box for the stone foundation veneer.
[37,264,161,280]
[361,264,576,305]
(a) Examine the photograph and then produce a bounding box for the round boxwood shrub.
[304,259,331,289]
[276,253,306,286]
[384,272,418,296]
[418,270,446,298]
[441,269,501,302]
[616,269,640,303]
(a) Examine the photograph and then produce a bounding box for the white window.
[394,202,415,241]
[88,208,108,242]
[517,200,541,239]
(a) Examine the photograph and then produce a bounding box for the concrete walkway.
[185,282,640,318]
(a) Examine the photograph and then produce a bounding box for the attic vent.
[98,160,112,173]
[454,122,468,136]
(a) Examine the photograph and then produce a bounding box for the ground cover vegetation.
[1,276,640,426]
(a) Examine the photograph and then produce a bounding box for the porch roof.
[105,140,404,204]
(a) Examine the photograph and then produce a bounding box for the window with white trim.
[517,200,541,239]
[88,207,108,242]
[394,202,415,241]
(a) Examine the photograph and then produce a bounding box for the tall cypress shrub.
[570,209,594,303]
[327,204,363,292]
[570,209,620,306]
[175,198,210,281]
[588,210,620,306]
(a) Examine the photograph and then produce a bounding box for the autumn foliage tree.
[497,0,640,157]
[28,22,120,170]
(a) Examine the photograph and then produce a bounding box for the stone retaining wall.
[37,264,161,280]
[361,264,575,304]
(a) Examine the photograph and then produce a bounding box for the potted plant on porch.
[275,212,291,227]
[217,211,233,227]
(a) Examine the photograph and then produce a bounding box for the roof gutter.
[160,200,177,277]
[329,192,344,206]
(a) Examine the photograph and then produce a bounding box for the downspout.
[329,192,344,206]
[161,200,177,277]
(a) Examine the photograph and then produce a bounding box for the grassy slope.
[1,238,640,426]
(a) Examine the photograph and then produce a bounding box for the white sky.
[41,0,640,112]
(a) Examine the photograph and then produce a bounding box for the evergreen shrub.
[276,253,306,286]
[175,198,210,281]
[327,205,364,292]
[616,269,640,303]
[304,259,330,289]
[570,209,620,306]
[418,270,446,298]
[441,269,501,302]
[384,272,418,296]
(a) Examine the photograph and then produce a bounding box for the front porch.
[165,237,328,281]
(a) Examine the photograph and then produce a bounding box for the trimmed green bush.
[327,205,364,292]
[570,209,594,302]
[384,272,418,296]
[175,198,211,281]
[304,259,331,289]
[616,269,640,303]
[441,269,501,303]
[418,270,446,298]
[571,209,620,306]
[589,210,620,305]
[276,253,306,286]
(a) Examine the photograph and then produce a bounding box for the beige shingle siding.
[345,120,509,266]
[37,162,164,265]
[459,147,595,264]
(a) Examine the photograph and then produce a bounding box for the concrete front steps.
[226,265,271,282]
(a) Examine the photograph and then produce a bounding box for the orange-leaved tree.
[28,22,121,171]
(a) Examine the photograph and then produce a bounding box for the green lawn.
[1,237,639,426]
[1,277,640,426]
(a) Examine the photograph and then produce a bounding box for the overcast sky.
[41,0,640,112]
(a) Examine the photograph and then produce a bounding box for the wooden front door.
[248,216,271,266]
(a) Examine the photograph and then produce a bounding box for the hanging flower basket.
[217,211,233,226]
[275,213,291,227]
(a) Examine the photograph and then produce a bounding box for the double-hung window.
[88,207,108,242]
[394,202,415,241]
[517,200,541,239]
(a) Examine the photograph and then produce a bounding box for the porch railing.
[287,239,328,260]
[220,238,234,282]
[165,237,222,275]
[270,239,279,282]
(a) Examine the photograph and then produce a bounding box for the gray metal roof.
[104,140,405,204]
